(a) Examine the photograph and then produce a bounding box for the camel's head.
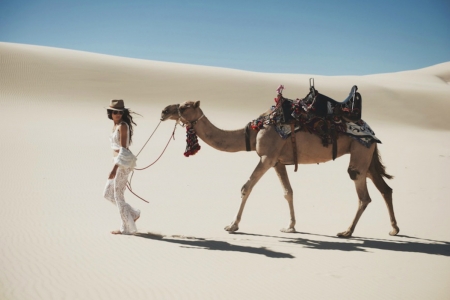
[160,101,203,125]
[160,104,180,121]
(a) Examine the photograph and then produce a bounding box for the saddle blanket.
[273,119,381,148]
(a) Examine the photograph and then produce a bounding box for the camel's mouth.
[160,113,169,121]
[160,113,173,121]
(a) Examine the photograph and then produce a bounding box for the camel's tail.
[369,144,393,180]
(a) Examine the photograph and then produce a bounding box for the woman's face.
[111,110,123,122]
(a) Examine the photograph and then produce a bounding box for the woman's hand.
[109,165,118,179]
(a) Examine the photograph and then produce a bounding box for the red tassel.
[184,125,201,157]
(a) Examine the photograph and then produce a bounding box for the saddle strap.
[245,122,251,152]
[290,123,298,172]
[331,125,337,160]
[332,138,337,160]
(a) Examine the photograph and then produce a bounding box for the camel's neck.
[191,116,247,152]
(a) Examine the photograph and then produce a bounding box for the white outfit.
[103,122,139,234]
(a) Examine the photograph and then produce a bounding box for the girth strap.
[331,124,337,161]
[290,123,298,172]
[245,122,251,152]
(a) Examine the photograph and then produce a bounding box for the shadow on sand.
[135,232,295,259]
[135,232,450,258]
[235,232,450,257]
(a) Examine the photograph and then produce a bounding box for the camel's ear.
[194,101,200,108]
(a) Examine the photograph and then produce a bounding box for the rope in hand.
[126,121,178,202]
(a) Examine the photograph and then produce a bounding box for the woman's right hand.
[108,166,117,179]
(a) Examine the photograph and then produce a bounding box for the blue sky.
[1,0,449,75]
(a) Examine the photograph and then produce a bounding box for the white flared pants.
[103,166,140,234]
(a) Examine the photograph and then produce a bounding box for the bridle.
[177,104,205,127]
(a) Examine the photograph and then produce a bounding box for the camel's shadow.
[237,232,450,257]
[135,232,450,258]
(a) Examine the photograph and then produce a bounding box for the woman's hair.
[107,108,138,144]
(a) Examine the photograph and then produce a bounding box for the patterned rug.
[250,99,381,148]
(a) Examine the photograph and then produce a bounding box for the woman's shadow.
[135,232,295,258]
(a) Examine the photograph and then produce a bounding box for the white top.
[109,122,136,169]
[110,122,130,150]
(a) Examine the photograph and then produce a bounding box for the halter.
[177,104,205,127]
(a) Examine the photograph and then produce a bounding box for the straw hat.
[105,99,128,111]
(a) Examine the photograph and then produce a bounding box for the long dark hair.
[107,108,138,144]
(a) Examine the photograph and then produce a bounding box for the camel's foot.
[337,230,353,238]
[224,223,239,233]
[389,225,400,236]
[281,227,296,233]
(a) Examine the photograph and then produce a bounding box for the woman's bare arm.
[119,123,128,148]
[108,123,128,179]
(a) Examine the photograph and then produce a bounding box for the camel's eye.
[180,105,190,112]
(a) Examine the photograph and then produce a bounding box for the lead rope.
[126,121,178,202]
[135,120,162,157]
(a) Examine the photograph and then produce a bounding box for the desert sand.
[1,42,449,299]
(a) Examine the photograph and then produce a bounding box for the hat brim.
[104,107,128,111]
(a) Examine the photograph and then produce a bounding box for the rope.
[126,183,149,203]
[134,123,176,170]
[126,122,178,202]
[135,120,162,157]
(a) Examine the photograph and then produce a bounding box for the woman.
[103,99,140,235]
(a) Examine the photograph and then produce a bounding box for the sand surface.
[1,42,450,299]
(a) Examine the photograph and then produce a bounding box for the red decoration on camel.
[274,84,285,104]
[184,125,201,157]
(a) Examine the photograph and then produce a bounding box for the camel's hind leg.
[368,172,399,235]
[337,143,374,238]
[274,163,296,233]
[224,156,276,233]
[367,146,399,235]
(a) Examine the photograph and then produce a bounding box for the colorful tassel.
[184,125,201,157]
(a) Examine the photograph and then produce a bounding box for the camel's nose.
[160,111,171,121]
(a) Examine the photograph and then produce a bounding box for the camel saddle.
[303,81,362,122]
[282,80,363,170]
[247,80,364,172]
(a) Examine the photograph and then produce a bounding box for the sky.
[0,0,449,75]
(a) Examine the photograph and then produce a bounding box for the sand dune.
[1,42,449,300]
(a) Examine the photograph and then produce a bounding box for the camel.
[160,101,399,237]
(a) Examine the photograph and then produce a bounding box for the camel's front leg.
[337,171,371,238]
[225,156,275,232]
[274,163,296,233]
